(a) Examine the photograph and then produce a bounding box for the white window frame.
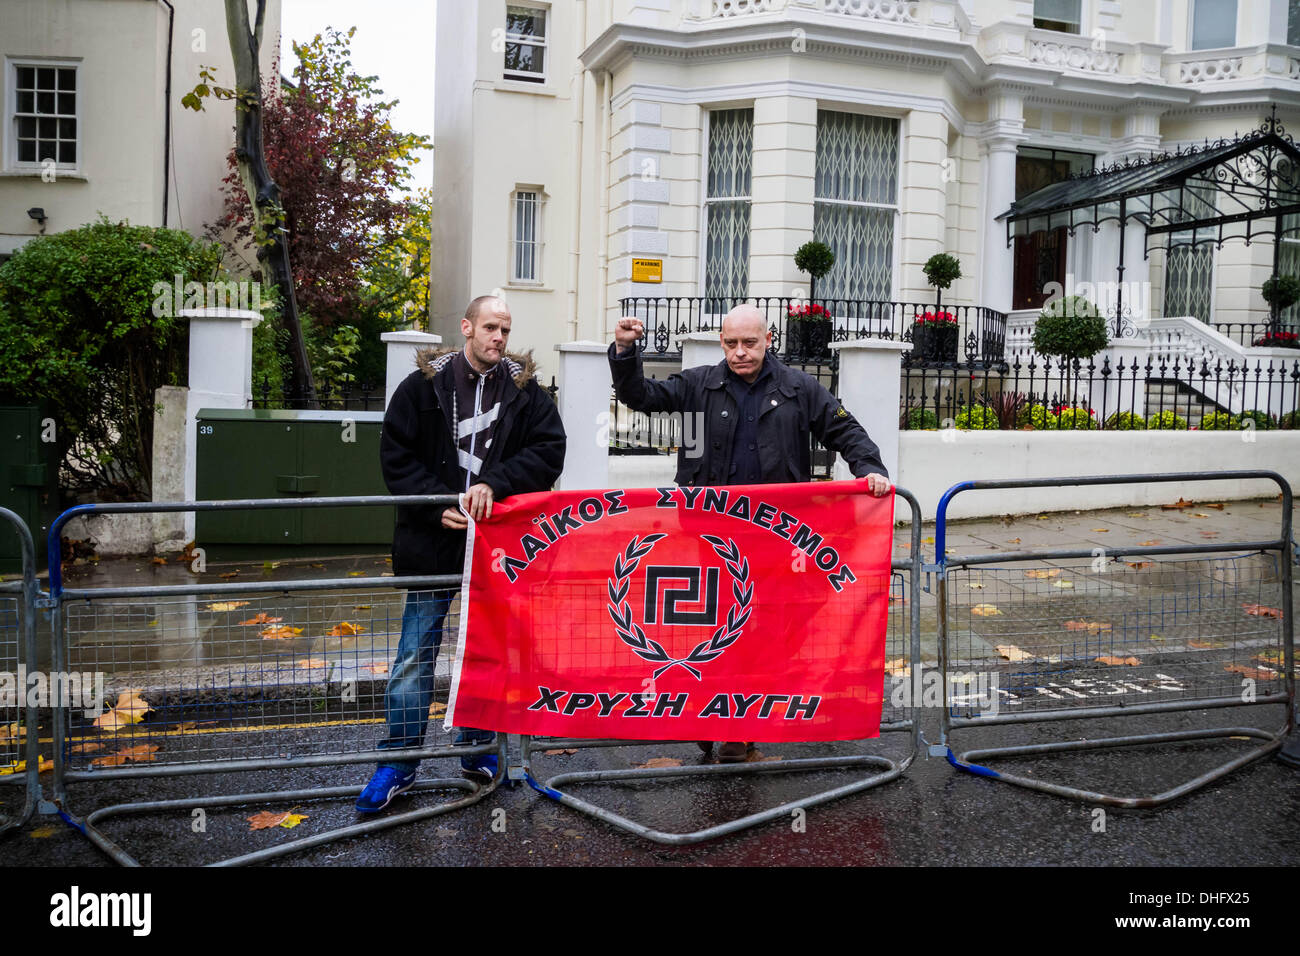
[812,107,902,304]
[1032,0,1084,35]
[697,106,754,303]
[1189,0,1238,51]
[503,4,548,85]
[5,57,82,173]
[510,186,544,284]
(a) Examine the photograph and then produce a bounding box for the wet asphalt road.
[3,496,1297,867]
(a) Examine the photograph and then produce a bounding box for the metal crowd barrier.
[934,471,1295,807]
[0,507,41,839]
[45,496,503,866]
[513,487,924,845]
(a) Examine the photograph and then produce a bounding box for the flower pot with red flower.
[1252,329,1300,349]
[786,303,833,360]
[910,310,959,362]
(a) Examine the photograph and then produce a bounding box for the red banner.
[446,481,894,742]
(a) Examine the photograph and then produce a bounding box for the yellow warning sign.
[631,258,663,283]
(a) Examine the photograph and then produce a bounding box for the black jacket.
[609,343,886,486]
[381,347,566,576]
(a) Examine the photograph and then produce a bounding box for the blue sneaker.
[460,753,498,782]
[355,766,417,813]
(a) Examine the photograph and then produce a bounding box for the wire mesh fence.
[0,592,23,781]
[61,586,464,771]
[943,553,1288,722]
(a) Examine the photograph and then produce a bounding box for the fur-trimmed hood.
[415,345,539,389]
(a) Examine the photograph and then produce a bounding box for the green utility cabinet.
[195,409,394,559]
[0,406,59,573]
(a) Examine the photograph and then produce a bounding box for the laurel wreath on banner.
[606,533,753,680]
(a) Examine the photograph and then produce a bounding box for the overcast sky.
[279,0,436,190]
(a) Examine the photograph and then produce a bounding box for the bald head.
[719,305,772,383]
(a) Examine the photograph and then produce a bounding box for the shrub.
[1261,275,1300,311]
[1146,410,1188,430]
[793,241,835,281]
[1197,411,1241,430]
[1279,409,1299,429]
[1032,295,1109,360]
[903,407,939,430]
[955,404,1000,430]
[1106,411,1147,430]
[0,217,226,499]
[1238,409,1277,431]
[922,253,962,291]
[1016,404,1060,430]
[1055,407,1097,430]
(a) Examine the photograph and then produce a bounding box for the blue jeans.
[377,589,491,772]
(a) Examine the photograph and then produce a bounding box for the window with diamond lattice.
[813,111,898,302]
[703,108,753,301]
[1163,241,1214,325]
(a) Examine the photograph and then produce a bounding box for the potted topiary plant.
[791,241,835,359]
[909,309,959,362]
[1261,274,1300,330]
[1032,295,1107,408]
[923,252,962,312]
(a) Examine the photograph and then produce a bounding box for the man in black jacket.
[609,303,890,762]
[357,295,566,812]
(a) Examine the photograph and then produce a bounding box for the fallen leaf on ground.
[1204,502,1225,509]
[1064,620,1111,633]
[238,613,282,626]
[70,740,103,754]
[1254,649,1284,665]
[347,571,367,577]
[352,604,372,611]
[207,601,250,612]
[0,723,24,744]
[311,563,326,570]
[1007,537,1021,544]
[150,556,166,566]
[1127,512,1148,517]
[1149,634,1165,642]
[93,690,151,730]
[633,757,682,769]
[883,657,910,677]
[544,749,579,756]
[1192,513,1210,519]
[381,572,394,577]
[328,622,366,637]
[1126,561,1154,570]
[1188,639,1223,649]
[0,756,53,775]
[923,536,935,544]
[1035,515,1049,521]
[296,658,329,669]
[1091,528,1109,533]
[363,663,389,675]
[247,811,290,830]
[994,644,1033,661]
[219,571,240,578]
[279,813,308,829]
[1225,663,1276,680]
[968,582,985,589]
[1052,580,1074,589]
[428,702,446,718]
[1095,655,1141,666]
[1242,604,1282,618]
[91,743,160,767]
[971,604,1001,616]
[28,827,57,838]
[747,751,782,763]
[1138,540,1161,547]
[1199,531,1219,538]
[260,625,304,639]
[1162,498,1191,510]
[1024,568,1062,579]
[263,561,281,570]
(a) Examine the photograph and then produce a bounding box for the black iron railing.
[618,296,1008,364]
[900,353,1300,432]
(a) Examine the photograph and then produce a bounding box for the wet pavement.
[2,493,1296,866]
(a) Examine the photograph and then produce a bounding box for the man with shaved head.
[609,304,889,762]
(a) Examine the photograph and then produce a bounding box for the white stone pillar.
[555,341,613,490]
[978,137,1020,315]
[749,95,818,301]
[829,338,913,486]
[179,308,261,539]
[382,330,443,408]
[678,330,725,369]
[151,384,188,551]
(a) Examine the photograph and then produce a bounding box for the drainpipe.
[158,0,175,227]
[567,0,588,341]
[597,70,613,335]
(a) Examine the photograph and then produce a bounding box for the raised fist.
[614,316,645,352]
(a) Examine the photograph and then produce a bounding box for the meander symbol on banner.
[607,533,753,680]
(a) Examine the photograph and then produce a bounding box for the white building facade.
[433,0,1300,360]
[0,0,282,257]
